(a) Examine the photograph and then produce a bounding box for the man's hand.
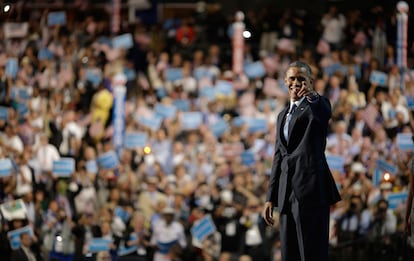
[262,201,274,226]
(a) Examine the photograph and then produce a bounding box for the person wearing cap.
[263,61,341,261]
[150,206,187,261]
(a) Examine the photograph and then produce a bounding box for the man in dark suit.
[10,232,37,261]
[262,61,341,261]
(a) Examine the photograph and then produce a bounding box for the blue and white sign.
[241,151,255,166]
[112,33,134,49]
[323,63,342,77]
[181,112,203,130]
[373,168,382,187]
[97,151,119,169]
[244,61,266,79]
[210,120,229,137]
[113,85,126,149]
[246,118,268,133]
[0,106,8,120]
[190,214,216,242]
[124,132,147,149]
[215,81,233,96]
[7,226,33,250]
[37,48,54,60]
[87,238,112,253]
[194,67,213,80]
[115,206,130,224]
[138,116,162,131]
[5,58,18,79]
[85,69,102,88]
[199,87,216,100]
[376,159,397,175]
[0,158,12,177]
[52,158,75,177]
[86,160,98,174]
[396,133,414,151]
[165,68,183,82]
[326,155,345,172]
[369,70,388,86]
[173,99,190,112]
[154,104,177,119]
[47,11,67,26]
[387,192,408,210]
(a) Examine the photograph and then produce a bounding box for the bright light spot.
[3,4,11,13]
[56,236,63,242]
[144,146,151,154]
[383,173,390,181]
[243,30,251,39]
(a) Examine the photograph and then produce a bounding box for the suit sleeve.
[266,138,282,205]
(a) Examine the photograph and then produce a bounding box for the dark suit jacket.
[266,96,341,211]
[10,248,31,261]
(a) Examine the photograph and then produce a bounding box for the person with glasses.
[262,61,341,261]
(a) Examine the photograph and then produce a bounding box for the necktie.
[283,104,297,141]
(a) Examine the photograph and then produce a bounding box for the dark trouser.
[279,191,330,261]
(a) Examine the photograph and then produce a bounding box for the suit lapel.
[278,107,289,147]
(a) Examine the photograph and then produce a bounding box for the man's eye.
[289,77,306,82]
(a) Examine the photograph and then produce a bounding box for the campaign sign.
[326,155,345,172]
[0,106,9,120]
[215,81,233,96]
[369,70,388,86]
[181,112,203,130]
[190,214,217,242]
[115,206,130,224]
[124,132,147,149]
[118,234,138,256]
[112,33,134,49]
[241,151,255,166]
[376,159,397,175]
[6,58,18,79]
[7,226,33,250]
[210,120,229,137]
[194,67,213,81]
[48,11,67,26]
[154,104,177,119]
[323,63,342,76]
[85,160,98,174]
[246,118,268,133]
[97,151,119,169]
[386,192,408,210]
[113,85,126,148]
[173,99,190,112]
[199,87,216,101]
[37,48,54,60]
[0,158,13,177]
[232,116,246,127]
[165,68,183,82]
[396,133,414,151]
[258,100,276,111]
[17,102,29,119]
[85,69,102,87]
[52,158,75,177]
[138,116,162,131]
[0,199,27,221]
[88,238,112,253]
[372,168,382,187]
[3,22,29,39]
[244,61,266,79]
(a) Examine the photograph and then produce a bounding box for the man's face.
[285,67,312,101]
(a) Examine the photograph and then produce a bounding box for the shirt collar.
[290,96,305,109]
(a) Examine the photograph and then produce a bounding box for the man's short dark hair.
[287,61,313,77]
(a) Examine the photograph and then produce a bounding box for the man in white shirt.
[35,133,60,174]
[150,207,187,261]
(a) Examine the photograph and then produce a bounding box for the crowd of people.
[0,1,414,261]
